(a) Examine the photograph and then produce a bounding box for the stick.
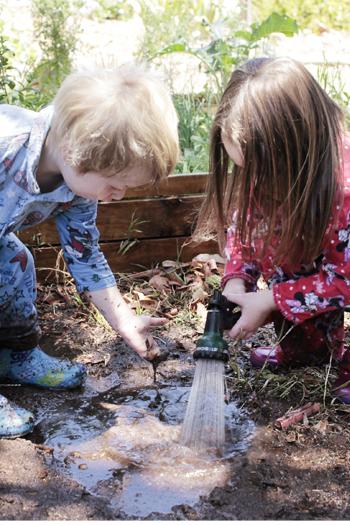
[274,402,321,430]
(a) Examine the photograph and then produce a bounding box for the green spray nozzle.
[193,290,241,362]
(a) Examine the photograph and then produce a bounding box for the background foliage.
[0,0,349,173]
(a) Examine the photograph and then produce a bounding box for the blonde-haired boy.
[0,63,179,437]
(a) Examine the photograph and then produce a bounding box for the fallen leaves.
[122,253,225,325]
[148,274,171,292]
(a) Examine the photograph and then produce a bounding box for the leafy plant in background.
[317,62,350,126]
[30,0,81,103]
[156,13,298,98]
[252,0,350,31]
[87,0,136,21]
[160,12,298,173]
[138,0,242,62]
[0,36,15,103]
[0,34,44,109]
[173,92,213,173]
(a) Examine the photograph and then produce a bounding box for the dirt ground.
[1,264,350,521]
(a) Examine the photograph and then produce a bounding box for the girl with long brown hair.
[197,56,350,403]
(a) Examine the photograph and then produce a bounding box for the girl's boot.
[332,351,350,404]
[250,345,285,368]
[0,394,34,438]
[0,347,86,389]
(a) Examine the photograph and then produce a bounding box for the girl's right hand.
[222,277,246,297]
[223,290,277,340]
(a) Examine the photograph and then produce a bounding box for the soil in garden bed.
[1,267,350,520]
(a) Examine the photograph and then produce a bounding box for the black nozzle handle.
[207,290,241,331]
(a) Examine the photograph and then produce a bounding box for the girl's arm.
[223,277,246,295]
[222,222,261,291]
[87,286,166,360]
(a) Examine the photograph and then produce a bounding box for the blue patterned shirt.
[0,104,116,292]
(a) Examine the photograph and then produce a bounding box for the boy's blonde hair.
[50,63,179,182]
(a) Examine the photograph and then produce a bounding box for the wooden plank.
[19,195,204,245]
[33,237,219,277]
[124,173,208,198]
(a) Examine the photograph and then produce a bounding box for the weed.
[30,0,81,102]
[117,212,149,255]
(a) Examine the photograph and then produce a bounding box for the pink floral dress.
[222,137,350,366]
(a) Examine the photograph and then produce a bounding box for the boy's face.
[62,164,153,201]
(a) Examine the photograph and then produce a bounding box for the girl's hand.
[116,314,167,361]
[223,289,277,340]
[222,277,246,295]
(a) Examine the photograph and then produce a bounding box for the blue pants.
[0,233,40,350]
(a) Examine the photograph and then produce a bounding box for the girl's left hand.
[223,289,277,340]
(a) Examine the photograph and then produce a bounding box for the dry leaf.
[162,260,178,268]
[191,283,208,304]
[133,290,158,307]
[196,302,208,328]
[192,253,225,265]
[85,371,121,393]
[149,274,170,292]
[163,307,178,319]
[313,419,328,435]
[129,269,161,279]
[79,353,111,365]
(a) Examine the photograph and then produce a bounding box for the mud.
[1,290,350,520]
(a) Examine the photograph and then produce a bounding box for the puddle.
[40,382,255,518]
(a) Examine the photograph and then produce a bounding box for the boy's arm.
[54,197,165,360]
[86,286,166,360]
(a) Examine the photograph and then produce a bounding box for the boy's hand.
[87,286,167,362]
[116,314,167,361]
[223,289,277,340]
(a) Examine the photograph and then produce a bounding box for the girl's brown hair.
[196,57,344,266]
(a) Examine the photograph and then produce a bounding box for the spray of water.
[180,359,225,450]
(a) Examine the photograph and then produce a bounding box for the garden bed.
[18,173,218,276]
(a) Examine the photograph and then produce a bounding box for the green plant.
[317,61,350,126]
[30,0,81,102]
[0,36,15,103]
[0,35,45,109]
[88,0,136,20]
[156,13,298,97]
[117,212,149,255]
[252,0,350,31]
[173,92,213,173]
[163,13,298,173]
[138,0,241,62]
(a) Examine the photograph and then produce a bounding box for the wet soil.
[1,284,350,520]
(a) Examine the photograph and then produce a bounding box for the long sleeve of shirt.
[55,197,116,293]
[222,221,262,291]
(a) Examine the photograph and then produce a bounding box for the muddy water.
[40,381,254,518]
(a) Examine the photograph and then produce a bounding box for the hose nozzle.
[193,290,241,363]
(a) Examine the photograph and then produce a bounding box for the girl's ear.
[221,131,244,167]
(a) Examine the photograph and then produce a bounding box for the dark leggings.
[272,309,347,366]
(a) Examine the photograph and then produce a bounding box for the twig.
[274,402,321,430]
